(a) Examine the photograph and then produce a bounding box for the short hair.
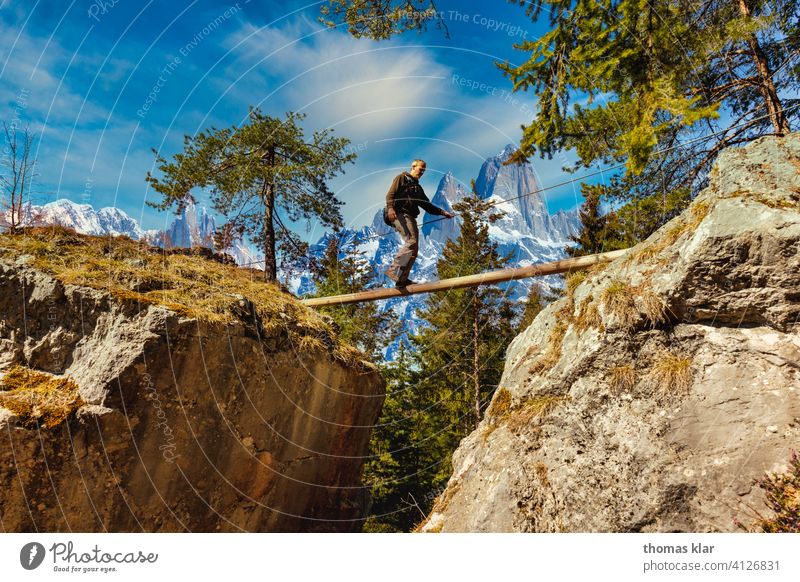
[412,159,426,167]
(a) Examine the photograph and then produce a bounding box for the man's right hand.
[386,208,397,222]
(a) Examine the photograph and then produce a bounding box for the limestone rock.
[421,134,800,532]
[0,259,384,532]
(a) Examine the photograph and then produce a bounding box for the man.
[384,159,454,287]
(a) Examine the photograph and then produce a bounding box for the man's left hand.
[442,211,455,219]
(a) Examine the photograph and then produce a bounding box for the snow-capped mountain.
[21,199,150,240]
[11,198,263,268]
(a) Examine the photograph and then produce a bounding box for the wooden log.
[301,248,629,308]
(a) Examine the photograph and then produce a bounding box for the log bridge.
[301,249,628,308]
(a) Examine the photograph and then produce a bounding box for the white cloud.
[219,20,453,137]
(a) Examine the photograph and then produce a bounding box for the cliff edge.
[0,230,384,532]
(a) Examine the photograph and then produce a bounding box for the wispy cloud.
[220,20,453,138]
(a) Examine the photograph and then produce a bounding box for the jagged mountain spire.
[474,143,561,239]
[421,172,469,242]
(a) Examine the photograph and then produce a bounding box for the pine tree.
[501,0,797,241]
[146,109,356,281]
[567,185,619,257]
[500,0,797,168]
[411,188,517,487]
[361,345,430,532]
[310,235,396,359]
[319,0,442,39]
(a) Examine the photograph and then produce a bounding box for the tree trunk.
[262,183,276,282]
[472,294,481,427]
[738,0,790,135]
[262,147,277,282]
[301,249,629,307]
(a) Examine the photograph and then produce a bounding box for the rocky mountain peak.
[422,172,470,242]
[160,198,216,248]
[499,143,518,160]
[473,144,561,240]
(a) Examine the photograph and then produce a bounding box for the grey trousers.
[389,213,419,281]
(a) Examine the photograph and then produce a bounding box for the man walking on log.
[384,159,454,287]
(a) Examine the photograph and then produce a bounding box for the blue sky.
[0,0,589,239]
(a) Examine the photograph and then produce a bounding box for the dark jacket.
[385,172,446,218]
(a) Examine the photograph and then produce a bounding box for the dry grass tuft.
[574,296,603,333]
[600,279,667,331]
[638,286,668,327]
[601,279,639,330]
[484,392,566,438]
[626,200,712,265]
[413,482,462,532]
[483,387,513,440]
[0,227,371,369]
[752,192,800,210]
[504,395,566,432]
[565,271,586,298]
[608,364,636,392]
[528,321,568,375]
[689,200,711,226]
[724,185,800,211]
[0,365,84,428]
[649,352,693,392]
[486,387,512,419]
[430,481,461,515]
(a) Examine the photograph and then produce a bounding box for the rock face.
[421,171,469,243]
[0,260,384,532]
[421,134,800,532]
[158,200,216,249]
